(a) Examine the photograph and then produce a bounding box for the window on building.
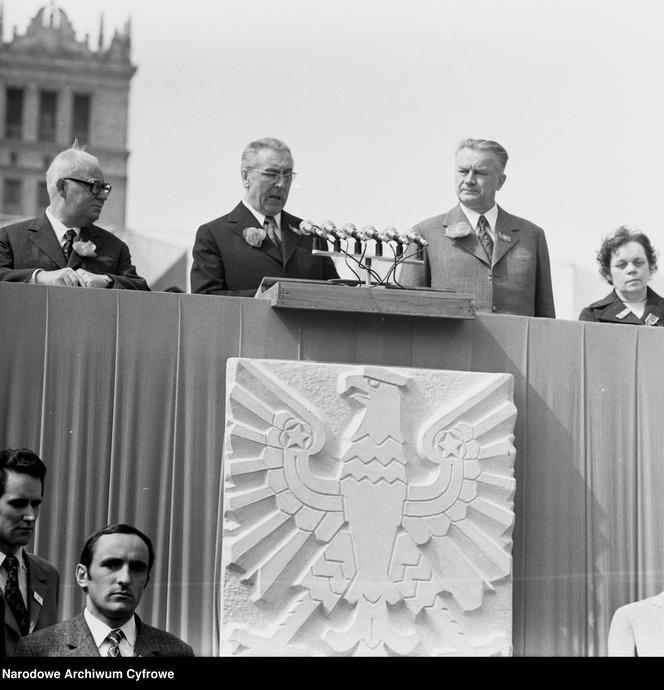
[38,91,58,142]
[37,182,50,208]
[72,93,91,144]
[9,152,18,167]
[3,179,23,215]
[5,88,24,140]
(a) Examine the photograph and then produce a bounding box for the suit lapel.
[492,207,521,266]
[443,207,489,266]
[281,212,302,266]
[229,202,283,264]
[595,291,643,324]
[66,614,100,656]
[28,214,67,268]
[643,289,664,326]
[25,553,47,633]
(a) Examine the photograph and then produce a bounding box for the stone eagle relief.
[221,358,516,656]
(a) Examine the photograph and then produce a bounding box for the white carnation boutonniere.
[72,240,97,257]
[445,222,472,239]
[242,226,266,247]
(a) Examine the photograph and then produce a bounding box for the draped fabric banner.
[0,281,662,656]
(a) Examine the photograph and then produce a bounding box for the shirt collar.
[84,607,138,650]
[46,208,80,243]
[0,546,24,569]
[241,200,282,230]
[459,203,498,240]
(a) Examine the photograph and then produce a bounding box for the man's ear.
[75,563,89,591]
[56,178,67,198]
[497,173,507,191]
[240,168,250,189]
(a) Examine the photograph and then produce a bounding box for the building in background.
[0,3,188,291]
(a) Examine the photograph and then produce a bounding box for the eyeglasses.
[248,169,297,182]
[64,178,112,197]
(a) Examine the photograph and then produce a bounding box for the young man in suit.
[401,138,555,318]
[0,447,59,656]
[14,523,194,657]
[0,146,149,290]
[190,136,338,296]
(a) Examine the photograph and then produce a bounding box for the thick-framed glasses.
[248,169,297,182]
[64,177,112,197]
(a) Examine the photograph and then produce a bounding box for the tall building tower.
[0,2,136,228]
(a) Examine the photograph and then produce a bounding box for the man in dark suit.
[14,523,194,657]
[0,447,59,656]
[0,146,149,290]
[190,137,338,296]
[401,138,555,317]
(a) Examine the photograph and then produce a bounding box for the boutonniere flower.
[645,313,660,326]
[498,232,512,243]
[445,222,471,239]
[72,240,97,257]
[243,226,266,247]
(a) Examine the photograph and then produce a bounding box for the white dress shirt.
[242,200,282,240]
[84,607,138,657]
[459,203,499,242]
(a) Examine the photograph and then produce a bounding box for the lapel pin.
[645,313,660,326]
[33,591,44,606]
[498,232,511,242]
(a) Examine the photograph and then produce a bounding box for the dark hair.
[79,523,155,576]
[596,226,658,284]
[0,448,46,497]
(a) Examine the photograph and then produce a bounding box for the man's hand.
[75,269,109,288]
[34,268,82,287]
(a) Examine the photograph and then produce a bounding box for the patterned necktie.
[477,215,493,261]
[4,555,29,636]
[264,216,281,249]
[107,628,124,657]
[62,228,76,262]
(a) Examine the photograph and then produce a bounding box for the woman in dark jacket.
[579,226,664,326]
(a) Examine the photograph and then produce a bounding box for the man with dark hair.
[190,136,338,296]
[14,522,194,657]
[0,447,59,656]
[401,138,555,317]
[0,146,149,290]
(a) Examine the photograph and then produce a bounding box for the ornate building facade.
[0,3,135,228]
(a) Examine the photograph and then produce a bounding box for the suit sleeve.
[607,607,636,656]
[323,256,340,281]
[190,223,229,295]
[107,241,150,291]
[0,226,34,283]
[534,227,556,318]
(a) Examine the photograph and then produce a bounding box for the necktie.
[4,556,29,636]
[477,215,493,261]
[62,228,76,262]
[107,628,124,657]
[264,216,281,249]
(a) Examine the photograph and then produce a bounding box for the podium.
[255,277,475,319]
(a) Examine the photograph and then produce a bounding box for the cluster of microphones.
[298,220,428,257]
[297,220,428,287]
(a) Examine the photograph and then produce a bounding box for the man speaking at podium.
[190,137,338,296]
[401,138,555,318]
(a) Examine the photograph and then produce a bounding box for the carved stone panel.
[221,358,516,656]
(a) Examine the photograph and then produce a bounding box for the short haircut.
[456,138,509,169]
[241,137,292,170]
[45,144,100,200]
[0,448,47,497]
[79,523,156,577]
[596,225,658,284]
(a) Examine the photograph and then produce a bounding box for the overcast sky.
[5,0,664,311]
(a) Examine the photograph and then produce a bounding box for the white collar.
[84,607,137,649]
[0,547,24,569]
[241,200,282,230]
[459,203,499,240]
[46,208,80,242]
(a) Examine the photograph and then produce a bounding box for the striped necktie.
[477,215,493,261]
[107,628,124,657]
[62,228,77,262]
[264,216,281,249]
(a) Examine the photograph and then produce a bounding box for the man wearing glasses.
[191,137,338,296]
[0,146,148,290]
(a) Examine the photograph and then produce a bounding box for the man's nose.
[23,507,37,522]
[116,564,131,584]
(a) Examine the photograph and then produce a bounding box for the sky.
[4,0,664,314]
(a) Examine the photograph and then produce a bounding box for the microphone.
[342,223,362,254]
[299,220,315,235]
[362,226,383,256]
[405,231,429,248]
[321,220,343,251]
